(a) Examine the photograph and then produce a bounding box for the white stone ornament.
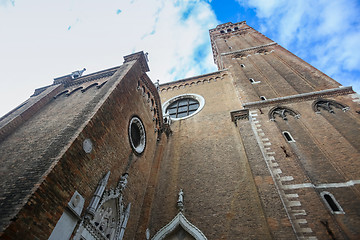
[83,138,93,153]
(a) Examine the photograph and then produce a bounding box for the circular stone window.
[128,116,146,154]
[162,94,205,120]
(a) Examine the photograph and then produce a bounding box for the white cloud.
[238,0,360,93]
[0,0,218,116]
[0,0,14,7]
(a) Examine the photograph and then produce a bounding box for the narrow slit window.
[321,192,344,214]
[240,64,245,68]
[283,131,295,142]
[260,96,266,101]
[324,195,339,211]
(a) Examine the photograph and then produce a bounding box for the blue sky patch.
[116,9,122,15]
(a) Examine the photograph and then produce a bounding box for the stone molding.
[243,86,354,109]
[162,93,205,121]
[221,42,277,57]
[159,70,227,92]
[137,74,163,137]
[33,67,119,97]
[65,69,117,88]
[151,212,207,240]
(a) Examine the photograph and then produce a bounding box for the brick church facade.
[0,21,359,239]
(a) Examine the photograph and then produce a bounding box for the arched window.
[269,106,300,121]
[234,27,239,30]
[249,78,255,83]
[227,28,232,32]
[283,131,295,142]
[320,192,344,214]
[313,99,349,114]
[240,64,245,68]
[220,30,225,34]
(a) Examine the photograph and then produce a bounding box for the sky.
[0,0,359,117]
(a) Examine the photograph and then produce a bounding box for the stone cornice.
[221,42,277,57]
[159,70,228,91]
[209,21,247,32]
[230,109,249,126]
[32,66,120,97]
[243,86,354,109]
[65,67,118,88]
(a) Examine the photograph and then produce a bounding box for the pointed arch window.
[313,99,349,114]
[269,106,300,121]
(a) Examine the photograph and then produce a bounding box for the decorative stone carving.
[118,173,128,192]
[313,99,349,114]
[230,109,249,126]
[152,212,207,240]
[151,189,207,240]
[68,191,85,218]
[83,138,93,153]
[74,172,131,240]
[269,106,300,121]
[86,171,110,218]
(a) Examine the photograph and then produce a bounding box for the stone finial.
[177,189,184,211]
[86,171,110,218]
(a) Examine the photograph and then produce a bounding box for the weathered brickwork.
[0,53,165,239]
[208,21,360,239]
[152,73,274,239]
[1,21,359,240]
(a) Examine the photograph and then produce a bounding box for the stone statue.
[155,79,160,91]
[119,173,129,191]
[177,189,184,211]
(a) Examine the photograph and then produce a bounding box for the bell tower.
[210,21,360,239]
[209,21,342,103]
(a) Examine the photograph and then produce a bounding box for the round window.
[163,94,205,120]
[128,117,146,154]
